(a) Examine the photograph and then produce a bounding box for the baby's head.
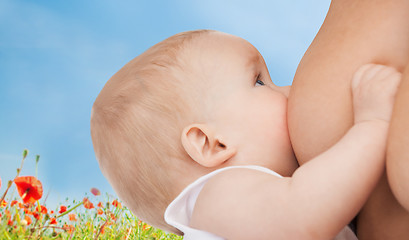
[90,30,297,233]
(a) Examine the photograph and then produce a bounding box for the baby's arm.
[190,64,401,240]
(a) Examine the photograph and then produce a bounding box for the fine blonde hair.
[90,30,214,233]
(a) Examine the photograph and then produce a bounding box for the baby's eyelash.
[255,74,265,86]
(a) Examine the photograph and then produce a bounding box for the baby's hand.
[352,64,401,124]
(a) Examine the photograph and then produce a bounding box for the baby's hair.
[90,29,214,233]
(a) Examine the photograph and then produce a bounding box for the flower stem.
[0,149,28,207]
[35,155,40,178]
[56,201,84,218]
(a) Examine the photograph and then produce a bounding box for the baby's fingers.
[352,64,401,90]
[352,64,402,123]
[352,64,384,90]
[352,64,371,90]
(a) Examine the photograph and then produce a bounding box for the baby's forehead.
[183,32,262,72]
[195,32,259,58]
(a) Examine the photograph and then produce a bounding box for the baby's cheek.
[273,106,289,137]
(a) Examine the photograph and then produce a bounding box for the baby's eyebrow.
[246,52,262,68]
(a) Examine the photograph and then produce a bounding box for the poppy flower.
[68,213,77,221]
[1,200,7,207]
[90,187,100,196]
[97,202,103,208]
[14,176,43,204]
[112,199,122,208]
[97,208,103,215]
[83,198,94,209]
[24,209,33,215]
[142,223,151,230]
[10,200,18,207]
[24,215,32,225]
[59,205,67,214]
[50,217,57,225]
[33,212,42,220]
[35,205,47,214]
[63,224,74,234]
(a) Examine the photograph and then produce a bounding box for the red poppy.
[24,209,33,215]
[142,223,151,230]
[33,212,42,220]
[35,205,47,214]
[83,198,94,209]
[97,208,103,215]
[24,215,32,225]
[1,200,7,207]
[97,202,103,208]
[7,219,13,226]
[112,199,122,208]
[68,213,77,221]
[50,217,57,225]
[59,205,67,214]
[50,210,54,214]
[63,224,74,234]
[14,176,43,204]
[10,200,18,207]
[90,187,101,196]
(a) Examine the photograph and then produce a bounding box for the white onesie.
[164,165,358,240]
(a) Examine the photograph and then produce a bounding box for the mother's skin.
[388,64,409,212]
[288,1,409,239]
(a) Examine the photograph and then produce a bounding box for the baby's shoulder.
[205,166,283,190]
[204,167,278,189]
[189,167,290,239]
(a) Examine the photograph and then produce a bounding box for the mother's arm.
[288,0,409,239]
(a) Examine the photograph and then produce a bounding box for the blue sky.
[0,0,330,208]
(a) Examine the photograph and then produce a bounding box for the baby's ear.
[181,124,236,168]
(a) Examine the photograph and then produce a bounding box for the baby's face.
[187,32,298,176]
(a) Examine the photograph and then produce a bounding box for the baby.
[90,30,401,239]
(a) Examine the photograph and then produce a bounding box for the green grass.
[0,149,183,239]
[0,195,182,239]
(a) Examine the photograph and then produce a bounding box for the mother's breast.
[288,0,409,165]
[387,63,409,211]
